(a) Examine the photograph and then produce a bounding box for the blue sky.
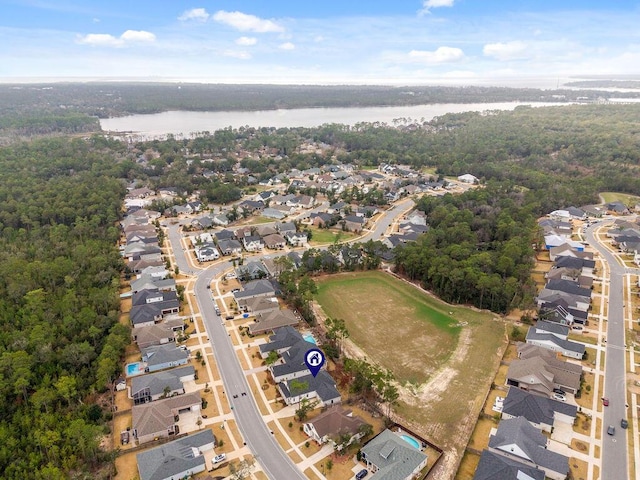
[1,0,639,85]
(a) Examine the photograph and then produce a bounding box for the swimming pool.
[303,334,317,345]
[126,362,144,377]
[401,434,420,449]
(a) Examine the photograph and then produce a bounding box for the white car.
[553,393,566,402]
[226,272,237,279]
[213,453,226,463]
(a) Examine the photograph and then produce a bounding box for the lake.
[100,102,566,138]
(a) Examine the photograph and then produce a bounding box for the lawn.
[600,192,640,206]
[315,271,460,383]
[308,227,358,246]
[314,271,507,476]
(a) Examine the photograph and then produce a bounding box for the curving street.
[162,198,415,478]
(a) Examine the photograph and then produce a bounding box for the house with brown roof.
[132,392,201,444]
[248,308,299,335]
[506,354,581,397]
[303,406,368,450]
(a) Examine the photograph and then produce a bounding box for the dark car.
[553,388,566,395]
[355,470,368,480]
[621,419,629,429]
[607,425,615,436]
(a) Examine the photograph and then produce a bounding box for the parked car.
[553,388,566,395]
[231,288,241,293]
[602,397,610,406]
[621,419,629,429]
[553,393,566,402]
[607,425,615,436]
[226,272,237,279]
[213,453,226,463]
[355,469,368,480]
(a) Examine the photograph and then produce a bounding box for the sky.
[1,0,640,86]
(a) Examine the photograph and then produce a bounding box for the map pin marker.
[304,348,325,377]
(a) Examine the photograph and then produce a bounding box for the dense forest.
[0,96,639,476]
[394,185,538,313]
[0,137,130,479]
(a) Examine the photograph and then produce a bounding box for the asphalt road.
[161,200,413,479]
[585,221,628,479]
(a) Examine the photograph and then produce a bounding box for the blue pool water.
[303,334,317,345]
[126,362,144,377]
[401,434,420,449]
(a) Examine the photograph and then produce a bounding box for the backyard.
[314,271,507,477]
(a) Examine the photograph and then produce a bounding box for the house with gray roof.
[239,295,280,317]
[131,275,176,294]
[360,428,428,480]
[525,321,585,359]
[259,326,305,358]
[136,429,215,480]
[233,279,276,302]
[488,416,569,480]
[217,238,243,256]
[262,207,287,220]
[473,449,545,480]
[278,370,341,407]
[142,344,190,372]
[236,260,270,281]
[502,387,577,432]
[131,366,195,404]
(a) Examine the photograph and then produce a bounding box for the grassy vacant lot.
[308,227,358,246]
[600,192,640,206]
[316,271,460,383]
[315,271,507,476]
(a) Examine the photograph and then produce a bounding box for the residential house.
[256,225,278,237]
[309,212,334,227]
[132,319,185,349]
[544,279,591,301]
[214,229,236,241]
[195,245,220,263]
[131,275,176,294]
[217,238,243,256]
[263,233,287,250]
[303,406,367,449]
[259,326,306,359]
[212,213,230,226]
[549,244,593,262]
[233,279,276,302]
[242,235,264,252]
[136,429,216,480]
[192,215,214,229]
[606,201,630,215]
[278,370,341,407]
[130,289,180,328]
[543,235,583,251]
[277,222,297,234]
[139,265,170,280]
[236,260,270,281]
[131,365,195,404]
[285,230,308,247]
[501,387,577,433]
[142,344,190,373]
[132,392,202,445]
[473,450,545,480]
[553,256,595,276]
[538,299,588,326]
[457,173,478,183]
[248,308,299,335]
[525,321,585,359]
[262,207,287,220]
[238,199,265,214]
[342,215,366,233]
[488,416,569,480]
[506,354,581,397]
[359,429,428,480]
[238,296,280,318]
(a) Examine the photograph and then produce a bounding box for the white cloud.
[178,8,210,22]
[483,41,528,61]
[77,30,156,47]
[279,42,295,50]
[213,10,284,33]
[236,36,257,46]
[421,0,455,14]
[222,50,251,60]
[120,30,156,43]
[408,46,464,63]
